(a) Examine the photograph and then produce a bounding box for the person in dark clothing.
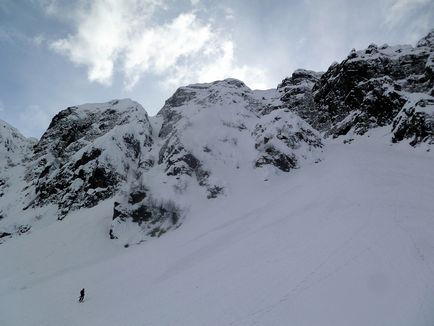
[79,288,85,302]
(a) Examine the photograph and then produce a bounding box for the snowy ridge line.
[1,30,434,246]
[0,79,323,245]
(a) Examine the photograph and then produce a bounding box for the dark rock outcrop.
[110,188,182,244]
[276,30,434,145]
[23,99,153,219]
[392,96,434,145]
[277,69,322,122]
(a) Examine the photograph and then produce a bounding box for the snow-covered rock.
[277,69,322,122]
[110,79,323,244]
[0,120,35,227]
[23,99,153,219]
[1,30,434,246]
[0,119,35,171]
[158,78,322,176]
[278,30,434,145]
[392,93,434,145]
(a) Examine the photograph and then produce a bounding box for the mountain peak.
[47,98,144,128]
[416,28,434,48]
[0,119,35,170]
[186,78,248,90]
[157,78,255,128]
[1,30,434,247]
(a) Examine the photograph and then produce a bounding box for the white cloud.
[50,0,141,85]
[47,0,268,89]
[166,40,270,89]
[123,12,213,89]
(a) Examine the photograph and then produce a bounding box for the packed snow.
[1,30,434,326]
[1,129,433,326]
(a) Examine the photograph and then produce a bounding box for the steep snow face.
[0,120,35,231]
[110,79,323,245]
[157,79,264,188]
[157,78,323,177]
[0,119,35,171]
[23,99,153,219]
[156,78,323,198]
[277,30,434,145]
[0,87,322,245]
[1,131,434,326]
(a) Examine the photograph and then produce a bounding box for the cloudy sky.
[0,0,433,137]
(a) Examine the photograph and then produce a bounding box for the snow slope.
[1,30,434,326]
[1,130,433,326]
[0,80,323,244]
[0,120,36,229]
[3,30,434,244]
[0,119,35,171]
[123,79,319,241]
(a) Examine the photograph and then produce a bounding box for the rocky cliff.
[278,30,434,144]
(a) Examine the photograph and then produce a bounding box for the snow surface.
[1,129,434,326]
[0,119,35,171]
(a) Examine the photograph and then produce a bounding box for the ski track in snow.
[1,132,434,326]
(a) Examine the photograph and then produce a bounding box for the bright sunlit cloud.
[1,0,433,137]
[48,0,268,90]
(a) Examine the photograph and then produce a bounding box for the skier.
[79,288,85,303]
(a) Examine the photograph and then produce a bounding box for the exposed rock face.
[275,30,434,145]
[299,31,433,143]
[277,69,322,122]
[110,188,181,243]
[392,94,434,145]
[23,99,153,219]
[254,109,323,171]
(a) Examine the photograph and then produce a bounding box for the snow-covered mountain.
[1,31,434,326]
[0,120,36,231]
[0,73,326,244]
[25,99,153,217]
[0,119,35,171]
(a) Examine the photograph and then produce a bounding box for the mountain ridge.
[0,30,433,245]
